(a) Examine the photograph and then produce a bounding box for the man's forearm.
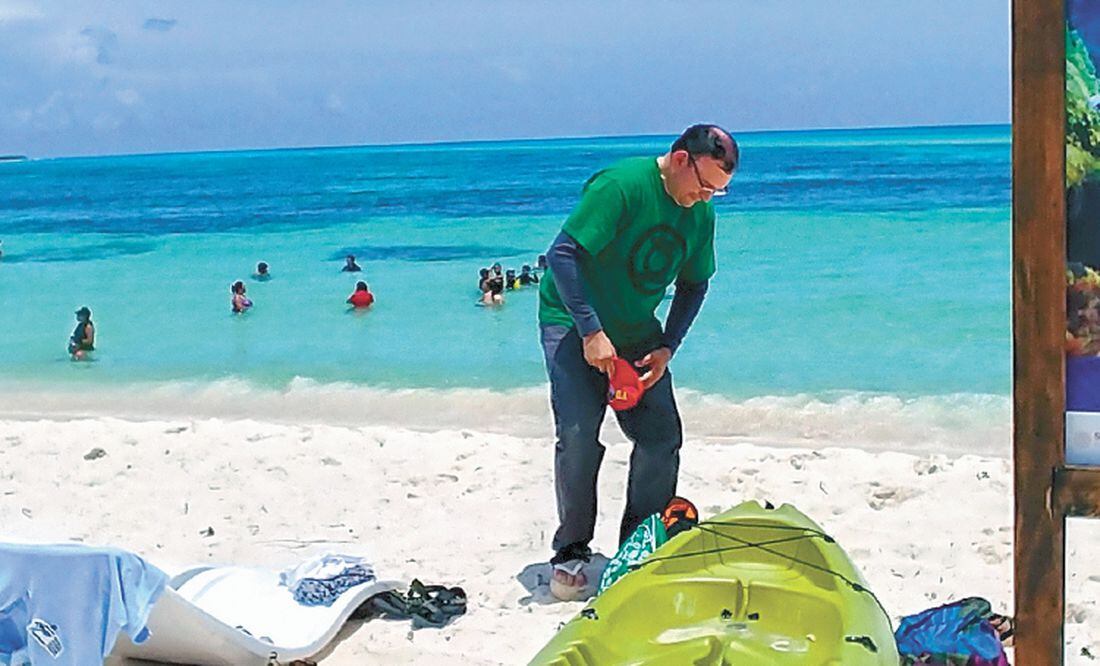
[547,230,602,336]
[662,279,709,356]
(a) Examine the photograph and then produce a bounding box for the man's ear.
[669,149,691,168]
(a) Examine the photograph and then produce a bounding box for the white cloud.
[490,60,529,84]
[35,91,64,116]
[11,108,32,125]
[0,1,43,22]
[80,25,118,65]
[115,89,141,106]
[9,87,138,134]
[25,91,73,131]
[324,92,345,114]
[48,28,100,66]
[91,111,121,132]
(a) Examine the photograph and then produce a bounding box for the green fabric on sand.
[597,513,668,595]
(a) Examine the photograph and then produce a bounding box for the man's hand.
[582,329,617,375]
[636,347,672,389]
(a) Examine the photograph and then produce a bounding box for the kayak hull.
[530,501,899,665]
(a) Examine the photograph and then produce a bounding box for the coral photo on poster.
[1066,1,1100,464]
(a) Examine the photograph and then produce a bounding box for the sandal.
[988,614,1015,647]
[407,579,467,629]
[549,559,588,601]
[356,590,409,620]
[356,581,467,628]
[549,542,592,601]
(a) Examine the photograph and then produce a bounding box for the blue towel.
[895,597,1008,665]
[289,565,375,607]
[0,543,167,665]
[0,594,31,665]
[279,554,376,607]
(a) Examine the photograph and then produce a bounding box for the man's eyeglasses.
[689,156,728,197]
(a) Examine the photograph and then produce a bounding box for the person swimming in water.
[536,254,548,272]
[231,280,253,313]
[488,265,505,304]
[68,307,95,359]
[342,255,362,272]
[519,264,540,286]
[477,266,504,305]
[347,281,375,308]
[478,268,494,305]
[505,268,519,290]
[253,262,271,281]
[490,269,506,303]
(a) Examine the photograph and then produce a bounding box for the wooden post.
[1012,0,1066,662]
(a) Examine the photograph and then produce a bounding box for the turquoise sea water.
[0,125,1011,445]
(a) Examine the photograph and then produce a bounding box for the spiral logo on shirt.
[627,225,686,295]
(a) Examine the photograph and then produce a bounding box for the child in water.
[519,264,540,286]
[477,267,504,306]
[231,281,253,313]
[347,281,375,308]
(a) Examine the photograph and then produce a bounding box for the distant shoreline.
[27,123,1010,162]
[0,155,27,163]
[0,379,1011,458]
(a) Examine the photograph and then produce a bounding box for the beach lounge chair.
[0,542,398,666]
[109,564,401,665]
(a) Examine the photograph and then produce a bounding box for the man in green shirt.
[538,124,738,600]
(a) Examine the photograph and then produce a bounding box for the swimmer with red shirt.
[347,281,375,308]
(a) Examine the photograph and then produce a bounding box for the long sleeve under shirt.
[547,230,709,356]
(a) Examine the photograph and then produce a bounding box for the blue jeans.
[540,325,683,552]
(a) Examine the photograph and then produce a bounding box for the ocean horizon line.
[19,121,1010,163]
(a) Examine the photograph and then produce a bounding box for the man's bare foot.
[549,543,592,601]
[549,560,587,601]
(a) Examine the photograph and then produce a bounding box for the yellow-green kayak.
[529,501,898,665]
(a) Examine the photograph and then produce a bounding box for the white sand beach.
[0,413,1096,664]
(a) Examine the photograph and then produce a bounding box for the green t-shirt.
[538,157,717,352]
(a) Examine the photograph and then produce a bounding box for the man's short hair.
[671,124,739,174]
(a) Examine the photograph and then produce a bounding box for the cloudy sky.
[0,1,1010,158]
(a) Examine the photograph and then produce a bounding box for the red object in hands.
[607,356,645,411]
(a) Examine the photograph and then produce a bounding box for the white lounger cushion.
[110,565,400,665]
